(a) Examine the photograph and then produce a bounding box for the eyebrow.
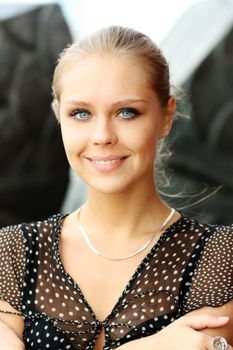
[64,98,150,107]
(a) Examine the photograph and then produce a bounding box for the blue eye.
[70,109,91,120]
[119,108,140,119]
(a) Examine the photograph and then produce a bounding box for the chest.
[22,217,198,350]
[60,235,148,322]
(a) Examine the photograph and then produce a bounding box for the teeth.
[94,159,120,165]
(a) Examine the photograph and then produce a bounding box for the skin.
[0,301,24,348]
[59,54,173,197]
[0,53,232,350]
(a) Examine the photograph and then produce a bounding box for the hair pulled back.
[52,25,171,119]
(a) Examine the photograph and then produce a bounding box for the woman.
[0,26,232,350]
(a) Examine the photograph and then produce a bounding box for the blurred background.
[0,0,233,226]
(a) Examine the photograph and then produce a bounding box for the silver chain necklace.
[76,207,176,261]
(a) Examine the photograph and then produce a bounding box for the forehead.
[59,54,155,101]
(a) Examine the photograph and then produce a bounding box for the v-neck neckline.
[54,213,184,325]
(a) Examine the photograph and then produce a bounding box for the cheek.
[127,124,159,155]
[140,135,157,160]
[60,122,84,157]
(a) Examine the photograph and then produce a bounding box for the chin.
[88,179,133,195]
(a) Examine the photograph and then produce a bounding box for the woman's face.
[59,54,175,194]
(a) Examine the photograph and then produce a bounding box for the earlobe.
[159,96,176,139]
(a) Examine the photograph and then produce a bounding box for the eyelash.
[69,108,141,121]
[118,108,141,120]
[69,109,91,120]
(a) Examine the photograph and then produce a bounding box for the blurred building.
[0,3,72,226]
[161,0,233,224]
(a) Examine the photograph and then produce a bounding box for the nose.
[91,118,118,146]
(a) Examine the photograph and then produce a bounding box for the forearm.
[0,320,25,350]
[117,313,232,350]
[118,333,157,350]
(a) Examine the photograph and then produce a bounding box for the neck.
[78,182,170,240]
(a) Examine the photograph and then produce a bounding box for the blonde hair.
[52,25,173,119]
[51,25,183,190]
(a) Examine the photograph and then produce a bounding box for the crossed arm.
[0,301,24,349]
[119,300,233,350]
[0,299,233,350]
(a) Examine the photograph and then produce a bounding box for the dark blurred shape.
[167,25,233,224]
[0,4,72,227]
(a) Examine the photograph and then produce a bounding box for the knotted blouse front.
[0,214,233,349]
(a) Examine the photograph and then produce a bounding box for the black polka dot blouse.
[0,214,233,349]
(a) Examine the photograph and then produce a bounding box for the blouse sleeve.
[182,224,233,314]
[0,224,26,314]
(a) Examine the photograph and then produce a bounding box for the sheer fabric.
[0,215,233,350]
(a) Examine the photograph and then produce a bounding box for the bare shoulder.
[0,300,24,339]
[188,300,233,345]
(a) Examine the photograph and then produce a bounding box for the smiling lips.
[86,156,127,172]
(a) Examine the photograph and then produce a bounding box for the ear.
[159,96,176,139]
[51,99,60,122]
